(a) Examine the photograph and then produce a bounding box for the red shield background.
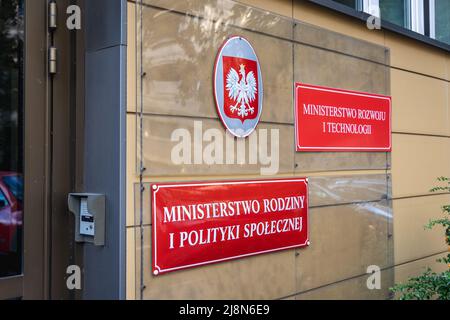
[222,56,259,123]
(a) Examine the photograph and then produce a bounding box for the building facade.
[0,0,449,300]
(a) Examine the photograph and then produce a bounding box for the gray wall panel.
[83,0,127,299]
[86,0,127,51]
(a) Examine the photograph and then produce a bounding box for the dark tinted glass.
[333,0,358,9]
[380,0,406,27]
[0,0,24,278]
[435,0,450,44]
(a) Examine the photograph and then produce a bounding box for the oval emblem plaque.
[213,36,264,138]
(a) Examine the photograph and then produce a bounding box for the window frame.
[362,0,380,17]
[428,0,436,39]
[407,0,425,35]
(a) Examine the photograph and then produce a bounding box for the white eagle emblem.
[225,64,258,118]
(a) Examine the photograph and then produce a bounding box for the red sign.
[295,83,391,152]
[151,179,309,275]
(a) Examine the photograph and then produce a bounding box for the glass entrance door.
[0,0,50,300]
[0,0,24,279]
[0,0,81,301]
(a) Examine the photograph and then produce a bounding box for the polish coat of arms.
[223,57,258,122]
[214,36,263,138]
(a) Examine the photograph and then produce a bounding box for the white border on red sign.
[151,178,309,275]
[294,83,392,151]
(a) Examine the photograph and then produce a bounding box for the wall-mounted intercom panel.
[79,197,95,236]
[68,193,105,246]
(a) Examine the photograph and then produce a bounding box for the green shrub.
[391,177,450,300]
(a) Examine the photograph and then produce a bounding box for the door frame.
[22,0,50,299]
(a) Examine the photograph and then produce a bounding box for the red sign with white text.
[295,83,391,152]
[151,179,309,275]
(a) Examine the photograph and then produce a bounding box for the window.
[326,0,450,48]
[333,0,449,46]
[318,0,450,48]
[379,0,407,27]
[379,0,425,34]
[333,0,359,9]
[432,0,450,44]
[334,0,379,15]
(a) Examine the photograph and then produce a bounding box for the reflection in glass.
[435,0,450,44]
[380,0,406,27]
[0,0,24,277]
